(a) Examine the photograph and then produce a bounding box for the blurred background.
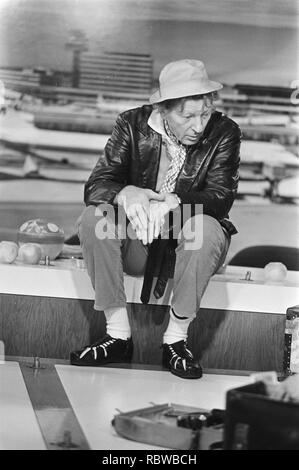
[0,0,298,263]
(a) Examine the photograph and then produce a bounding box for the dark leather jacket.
[84,105,241,302]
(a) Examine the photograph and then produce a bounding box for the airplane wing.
[0,136,101,169]
[0,166,89,184]
[0,138,103,176]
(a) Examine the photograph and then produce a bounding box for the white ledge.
[0,261,298,315]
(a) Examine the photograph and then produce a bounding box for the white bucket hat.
[149,59,223,104]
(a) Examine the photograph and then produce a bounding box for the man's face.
[161,98,213,145]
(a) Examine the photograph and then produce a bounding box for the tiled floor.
[56,365,253,450]
[0,362,46,450]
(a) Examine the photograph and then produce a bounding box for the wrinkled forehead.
[176,96,212,114]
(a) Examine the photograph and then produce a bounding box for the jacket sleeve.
[176,124,241,220]
[84,115,131,206]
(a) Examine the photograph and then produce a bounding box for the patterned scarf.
[159,119,187,194]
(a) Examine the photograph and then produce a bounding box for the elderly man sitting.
[70,59,241,379]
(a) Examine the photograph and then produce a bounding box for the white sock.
[104,307,131,340]
[163,308,192,344]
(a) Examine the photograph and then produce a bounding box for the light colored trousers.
[79,205,230,319]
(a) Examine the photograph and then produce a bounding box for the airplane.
[0,108,109,182]
[0,108,108,167]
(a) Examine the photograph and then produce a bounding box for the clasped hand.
[115,186,179,244]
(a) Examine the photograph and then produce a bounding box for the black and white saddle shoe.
[162,340,203,379]
[70,334,133,366]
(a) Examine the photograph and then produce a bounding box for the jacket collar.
[135,105,156,138]
[147,108,166,136]
[202,110,222,142]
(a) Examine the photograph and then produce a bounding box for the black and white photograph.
[0,0,299,454]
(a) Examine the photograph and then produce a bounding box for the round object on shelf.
[0,241,19,264]
[18,243,43,265]
[18,219,65,260]
[264,262,288,283]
